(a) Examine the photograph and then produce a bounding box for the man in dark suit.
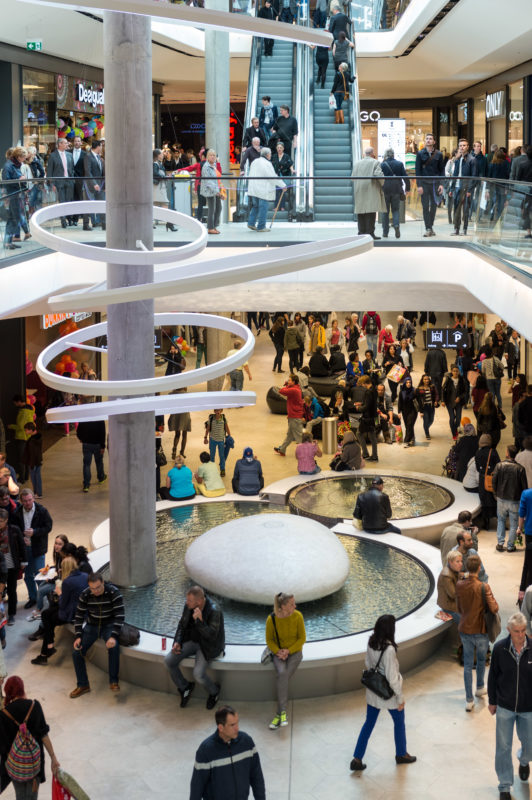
[46,138,74,228]
[243,117,267,149]
[71,135,86,228]
[380,148,410,238]
[328,7,350,39]
[84,139,105,230]
[450,138,476,236]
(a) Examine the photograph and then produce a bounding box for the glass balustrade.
[1,175,531,274]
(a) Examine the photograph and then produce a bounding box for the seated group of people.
[162,449,264,500]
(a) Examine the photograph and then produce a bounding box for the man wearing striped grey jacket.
[70,572,125,698]
[190,706,265,800]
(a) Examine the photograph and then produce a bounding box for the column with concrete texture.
[104,12,156,587]
[205,0,230,175]
[207,314,233,392]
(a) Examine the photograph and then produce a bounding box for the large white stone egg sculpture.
[184,513,350,604]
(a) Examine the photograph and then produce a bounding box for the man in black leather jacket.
[166,585,225,710]
[353,476,401,533]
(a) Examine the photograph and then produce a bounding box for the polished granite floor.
[3,312,527,799]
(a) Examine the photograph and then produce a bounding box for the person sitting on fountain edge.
[232,447,264,496]
[165,585,225,710]
[353,476,401,534]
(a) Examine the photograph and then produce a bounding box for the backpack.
[493,359,504,379]
[2,701,41,784]
[365,315,378,336]
[317,398,331,418]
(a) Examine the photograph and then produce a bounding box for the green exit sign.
[26,40,43,52]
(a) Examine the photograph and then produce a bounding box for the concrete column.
[207,313,232,392]
[204,0,230,174]
[104,12,156,588]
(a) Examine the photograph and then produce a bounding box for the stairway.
[313,61,354,222]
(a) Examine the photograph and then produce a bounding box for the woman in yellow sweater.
[265,592,306,730]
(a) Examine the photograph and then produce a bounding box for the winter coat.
[248,156,285,201]
[352,157,386,214]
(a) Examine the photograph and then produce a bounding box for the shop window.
[23,69,56,158]
[508,80,523,155]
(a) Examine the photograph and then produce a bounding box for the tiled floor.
[4,315,526,799]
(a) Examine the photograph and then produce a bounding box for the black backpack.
[365,315,378,335]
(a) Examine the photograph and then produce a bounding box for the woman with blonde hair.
[2,145,30,249]
[265,592,306,730]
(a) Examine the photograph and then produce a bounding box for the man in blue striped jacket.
[70,572,125,698]
[190,706,266,800]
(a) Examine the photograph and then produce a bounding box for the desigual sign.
[77,82,105,109]
[360,110,381,122]
[486,90,505,120]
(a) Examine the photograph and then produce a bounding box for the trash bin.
[173,175,193,215]
[322,416,338,455]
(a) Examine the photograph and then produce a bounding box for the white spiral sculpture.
[32,206,371,424]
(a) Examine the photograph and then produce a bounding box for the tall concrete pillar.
[207,313,232,392]
[205,0,230,174]
[104,12,156,587]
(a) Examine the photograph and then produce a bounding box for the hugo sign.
[486,90,505,120]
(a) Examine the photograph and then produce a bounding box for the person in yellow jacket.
[8,394,34,481]
[308,318,326,355]
[265,592,306,730]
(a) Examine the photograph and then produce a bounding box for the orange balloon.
[55,363,65,374]
[60,354,70,363]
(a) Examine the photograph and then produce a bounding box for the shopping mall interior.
[1,0,532,797]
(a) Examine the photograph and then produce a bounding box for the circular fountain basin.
[89,495,448,700]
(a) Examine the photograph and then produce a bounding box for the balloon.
[58,131,66,138]
[55,363,65,374]
[56,119,65,129]
[95,120,104,130]
[64,126,71,134]
[66,132,75,139]
[65,361,77,372]
[60,354,70,363]
[59,323,67,335]
[89,120,97,129]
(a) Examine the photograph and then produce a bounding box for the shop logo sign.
[77,82,105,109]
[486,91,505,120]
[360,110,381,122]
[509,111,523,122]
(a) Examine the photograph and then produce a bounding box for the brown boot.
[334,110,340,124]
[339,109,345,123]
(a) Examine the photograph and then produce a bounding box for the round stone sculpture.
[184,513,350,604]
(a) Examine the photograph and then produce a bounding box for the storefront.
[56,74,105,146]
[360,105,434,171]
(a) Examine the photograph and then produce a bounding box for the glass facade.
[361,107,432,171]
[473,94,486,149]
[508,80,524,155]
[22,68,56,157]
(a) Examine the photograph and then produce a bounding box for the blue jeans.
[495,706,532,792]
[165,640,219,696]
[248,196,269,231]
[447,403,463,437]
[209,439,225,471]
[382,194,400,236]
[486,378,502,407]
[497,498,520,547]
[334,91,344,110]
[37,581,55,611]
[24,551,45,603]
[422,406,435,437]
[72,622,120,686]
[460,632,489,702]
[82,442,105,488]
[354,704,407,759]
[229,369,244,391]
[29,466,42,496]
[365,334,378,358]
[299,465,321,475]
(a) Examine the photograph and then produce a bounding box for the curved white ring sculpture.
[30,202,207,265]
[37,312,253,397]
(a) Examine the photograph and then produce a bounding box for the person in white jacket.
[350,614,417,772]
[247,148,286,232]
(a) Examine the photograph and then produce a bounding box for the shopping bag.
[386,364,407,383]
[52,775,73,800]
[328,95,336,111]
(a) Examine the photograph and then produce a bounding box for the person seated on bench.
[329,344,346,374]
[232,448,264,496]
[194,452,226,498]
[309,346,329,377]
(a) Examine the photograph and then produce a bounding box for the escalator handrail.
[348,5,362,167]
[293,3,312,218]
[236,1,262,216]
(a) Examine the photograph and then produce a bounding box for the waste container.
[322,416,338,455]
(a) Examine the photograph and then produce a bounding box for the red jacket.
[362,312,381,333]
[279,385,304,419]
[378,328,394,353]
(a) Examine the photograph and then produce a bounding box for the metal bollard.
[322,416,338,455]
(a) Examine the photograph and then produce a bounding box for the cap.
[371,476,383,486]
[243,447,253,458]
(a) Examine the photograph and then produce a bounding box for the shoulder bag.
[361,647,394,700]
[481,583,501,643]
[261,612,281,665]
[119,622,140,647]
[484,449,493,492]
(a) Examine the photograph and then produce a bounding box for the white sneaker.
[475,687,487,697]
[465,700,474,712]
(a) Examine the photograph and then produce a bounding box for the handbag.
[260,612,281,664]
[484,449,493,492]
[118,622,140,647]
[481,583,501,643]
[156,447,167,467]
[361,648,394,700]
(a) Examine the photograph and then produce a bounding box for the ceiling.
[4,0,532,103]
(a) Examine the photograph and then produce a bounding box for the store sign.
[229,111,238,164]
[509,110,523,122]
[360,110,381,122]
[26,40,43,51]
[486,91,505,120]
[42,312,92,330]
[76,82,105,109]
[377,118,406,167]
[427,328,468,350]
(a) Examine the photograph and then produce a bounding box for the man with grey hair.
[380,147,410,238]
[240,137,263,173]
[351,146,385,239]
[488,611,532,800]
[46,138,74,227]
[247,147,286,232]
